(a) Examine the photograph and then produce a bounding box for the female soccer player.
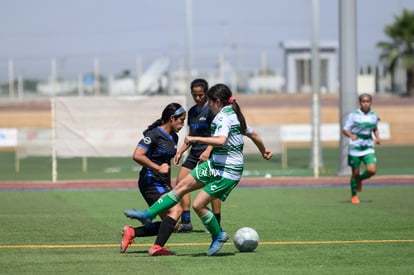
[174,78,221,233]
[120,103,186,256]
[343,93,381,204]
[124,83,273,256]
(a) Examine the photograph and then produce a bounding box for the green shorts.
[348,153,377,168]
[190,160,240,202]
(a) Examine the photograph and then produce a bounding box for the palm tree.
[377,8,414,96]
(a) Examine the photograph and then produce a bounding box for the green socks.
[147,191,180,217]
[146,191,222,237]
[350,171,371,196]
[201,211,221,236]
[350,177,358,196]
[359,170,371,181]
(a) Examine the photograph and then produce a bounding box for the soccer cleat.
[207,231,229,256]
[120,226,135,253]
[176,222,193,233]
[148,245,175,256]
[357,179,362,192]
[123,209,153,225]
[351,195,360,204]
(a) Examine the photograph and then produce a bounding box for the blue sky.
[1,0,414,81]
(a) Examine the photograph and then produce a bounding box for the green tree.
[377,8,414,96]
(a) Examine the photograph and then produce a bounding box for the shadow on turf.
[337,200,373,204]
[123,229,236,256]
[177,252,235,257]
[123,250,148,255]
[124,250,235,257]
[176,229,207,233]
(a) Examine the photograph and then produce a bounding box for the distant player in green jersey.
[343,93,381,204]
[124,83,273,255]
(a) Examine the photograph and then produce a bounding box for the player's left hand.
[184,136,194,145]
[263,150,272,160]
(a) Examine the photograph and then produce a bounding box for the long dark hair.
[143,103,185,135]
[207,83,247,135]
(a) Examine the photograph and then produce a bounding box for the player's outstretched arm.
[174,142,191,165]
[246,131,272,160]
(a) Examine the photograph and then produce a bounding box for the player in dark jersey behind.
[173,79,222,233]
[120,102,186,256]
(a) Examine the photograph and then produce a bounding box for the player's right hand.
[157,163,170,174]
[173,152,182,166]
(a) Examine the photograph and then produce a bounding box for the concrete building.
[280,41,339,94]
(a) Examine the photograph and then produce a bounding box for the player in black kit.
[120,102,186,256]
[173,79,222,232]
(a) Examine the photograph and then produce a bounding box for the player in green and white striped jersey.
[343,93,381,204]
[124,83,273,256]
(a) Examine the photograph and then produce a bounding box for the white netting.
[18,129,52,158]
[15,96,286,159]
[54,96,187,157]
[16,96,187,158]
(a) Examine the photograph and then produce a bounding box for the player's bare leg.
[176,167,193,232]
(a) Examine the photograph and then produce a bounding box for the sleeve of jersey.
[245,124,253,135]
[138,130,156,151]
[372,113,379,130]
[343,113,354,131]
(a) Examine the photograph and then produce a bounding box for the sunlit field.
[0,187,413,274]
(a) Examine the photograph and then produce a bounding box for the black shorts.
[138,176,172,207]
[182,154,200,170]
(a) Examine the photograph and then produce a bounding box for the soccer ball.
[233,227,259,252]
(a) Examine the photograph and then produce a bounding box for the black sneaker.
[177,222,193,233]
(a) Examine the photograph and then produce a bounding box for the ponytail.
[143,119,162,135]
[230,99,247,135]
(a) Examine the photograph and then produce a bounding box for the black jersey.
[137,126,178,186]
[187,103,214,157]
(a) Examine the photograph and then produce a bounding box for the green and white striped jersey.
[344,108,379,157]
[210,105,252,180]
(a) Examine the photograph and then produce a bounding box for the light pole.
[310,0,323,178]
[338,0,357,176]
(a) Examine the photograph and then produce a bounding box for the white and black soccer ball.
[233,227,259,252]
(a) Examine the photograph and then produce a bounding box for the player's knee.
[351,168,360,177]
[191,202,204,216]
[366,165,377,176]
[191,202,199,212]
